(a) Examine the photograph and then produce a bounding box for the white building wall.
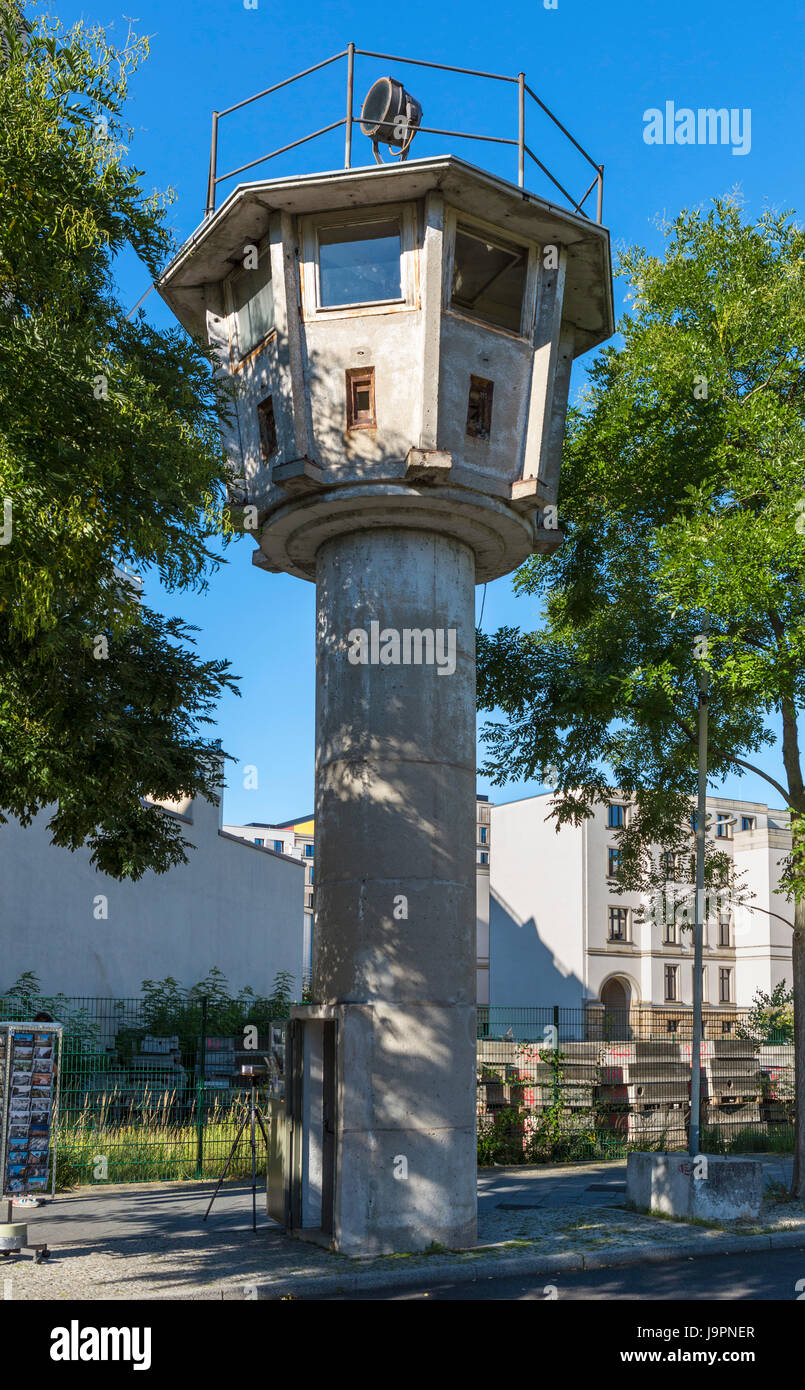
[489,795,586,1007]
[1,796,306,999]
[489,792,793,1012]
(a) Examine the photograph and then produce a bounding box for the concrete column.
[314,527,477,1252]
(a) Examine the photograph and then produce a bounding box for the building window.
[718,915,731,947]
[608,906,629,942]
[451,226,527,333]
[664,965,679,1002]
[719,968,732,1003]
[465,376,494,440]
[309,865,314,885]
[254,838,264,846]
[664,914,678,945]
[479,826,488,845]
[305,890,313,909]
[318,219,402,307]
[607,847,622,879]
[716,813,732,839]
[231,254,274,358]
[304,843,314,858]
[479,851,489,865]
[257,395,277,460]
[273,839,283,853]
[666,1018,679,1034]
[607,803,627,829]
[346,367,376,430]
[741,815,756,832]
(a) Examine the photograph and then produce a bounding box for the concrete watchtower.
[159,48,613,1254]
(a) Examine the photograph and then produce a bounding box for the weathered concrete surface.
[627,1152,764,1222]
[314,528,477,1252]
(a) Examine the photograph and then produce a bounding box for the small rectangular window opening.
[346,367,376,429]
[257,395,278,460]
[466,376,494,440]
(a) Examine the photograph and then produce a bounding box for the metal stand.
[0,1199,50,1264]
[202,1077,270,1232]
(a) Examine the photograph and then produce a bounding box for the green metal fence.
[0,991,287,1187]
[0,992,795,1184]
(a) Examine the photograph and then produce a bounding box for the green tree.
[477,196,805,1195]
[0,6,238,878]
[737,984,795,1045]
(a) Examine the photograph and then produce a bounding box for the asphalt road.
[323,1245,805,1300]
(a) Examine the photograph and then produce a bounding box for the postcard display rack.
[0,1021,63,1262]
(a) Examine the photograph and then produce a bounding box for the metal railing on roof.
[204,45,604,225]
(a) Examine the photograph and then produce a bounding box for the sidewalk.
[2,1158,803,1300]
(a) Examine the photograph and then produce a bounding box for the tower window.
[451,226,527,334]
[257,396,277,460]
[466,376,494,440]
[231,254,274,358]
[319,219,401,307]
[346,367,376,429]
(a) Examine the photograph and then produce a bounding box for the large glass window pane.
[232,257,275,358]
[319,220,401,306]
[451,228,527,333]
[231,255,274,358]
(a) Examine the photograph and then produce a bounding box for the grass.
[54,1092,267,1189]
[701,1123,794,1155]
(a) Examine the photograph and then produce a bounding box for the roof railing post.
[206,111,219,218]
[596,164,604,224]
[345,42,355,168]
[517,72,525,187]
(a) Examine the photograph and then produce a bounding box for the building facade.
[222,814,315,987]
[1,794,306,999]
[489,792,793,1027]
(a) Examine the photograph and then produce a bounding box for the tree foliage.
[0,6,238,877]
[477,195,805,1190]
[479,197,805,876]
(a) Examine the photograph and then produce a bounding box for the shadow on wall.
[489,887,585,1009]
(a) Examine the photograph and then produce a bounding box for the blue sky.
[42,0,805,822]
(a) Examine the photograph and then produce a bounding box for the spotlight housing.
[360,76,422,163]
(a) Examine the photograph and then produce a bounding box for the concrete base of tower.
[289,1001,478,1254]
[288,525,479,1254]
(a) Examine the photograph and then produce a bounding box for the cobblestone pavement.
[1,1159,801,1301]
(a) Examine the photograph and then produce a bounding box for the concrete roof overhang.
[157,155,614,357]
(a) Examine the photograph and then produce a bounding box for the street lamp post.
[689,621,709,1157]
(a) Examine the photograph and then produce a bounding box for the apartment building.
[489,792,793,1025]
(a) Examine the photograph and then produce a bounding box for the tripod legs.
[203,1088,271,1230]
[202,1110,250,1223]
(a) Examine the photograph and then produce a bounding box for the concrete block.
[626,1152,763,1221]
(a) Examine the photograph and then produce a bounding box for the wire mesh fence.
[0,991,287,1187]
[0,992,794,1183]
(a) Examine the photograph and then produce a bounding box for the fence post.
[195,995,209,1178]
[552,1004,560,1108]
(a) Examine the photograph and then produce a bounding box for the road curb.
[211,1227,805,1298]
